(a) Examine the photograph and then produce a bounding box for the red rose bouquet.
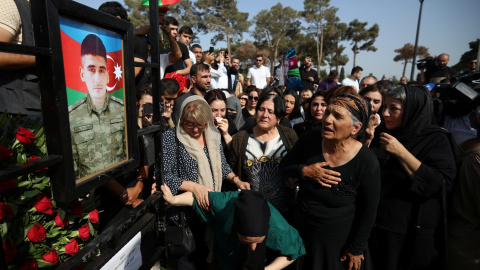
[0,114,100,268]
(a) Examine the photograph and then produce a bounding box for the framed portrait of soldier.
[32,0,140,202]
[60,17,128,184]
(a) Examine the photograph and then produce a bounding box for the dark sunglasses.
[255,59,263,62]
[248,96,259,101]
[240,97,248,101]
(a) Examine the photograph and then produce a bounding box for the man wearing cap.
[160,184,306,269]
[69,34,126,180]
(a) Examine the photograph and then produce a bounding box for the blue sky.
[78,0,480,80]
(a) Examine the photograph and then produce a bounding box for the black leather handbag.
[164,212,196,255]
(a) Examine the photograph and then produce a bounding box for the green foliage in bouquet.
[0,113,100,269]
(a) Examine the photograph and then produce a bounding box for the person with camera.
[424,53,456,84]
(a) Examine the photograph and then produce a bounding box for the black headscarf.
[234,190,271,270]
[330,94,371,137]
[234,190,270,237]
[375,84,434,146]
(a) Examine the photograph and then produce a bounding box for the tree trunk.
[353,43,357,67]
[316,33,321,78]
[226,31,231,56]
[402,60,407,77]
[224,11,231,56]
[335,40,339,72]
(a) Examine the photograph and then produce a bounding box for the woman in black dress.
[242,86,260,121]
[282,94,380,270]
[368,84,457,269]
[293,91,327,137]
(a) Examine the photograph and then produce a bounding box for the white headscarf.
[176,95,223,192]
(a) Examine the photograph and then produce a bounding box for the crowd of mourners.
[133,5,477,268]
[2,0,480,269]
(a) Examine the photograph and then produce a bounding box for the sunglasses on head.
[248,96,259,101]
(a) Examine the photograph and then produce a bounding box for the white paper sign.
[101,232,142,270]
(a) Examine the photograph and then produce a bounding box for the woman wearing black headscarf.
[158,184,306,269]
[368,84,457,269]
[282,94,380,270]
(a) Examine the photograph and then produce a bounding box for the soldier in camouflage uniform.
[69,34,126,180]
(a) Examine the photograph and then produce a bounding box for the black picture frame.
[32,0,140,202]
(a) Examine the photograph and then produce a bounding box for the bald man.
[425,53,456,83]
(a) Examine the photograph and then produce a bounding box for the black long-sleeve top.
[370,130,457,234]
[281,130,380,255]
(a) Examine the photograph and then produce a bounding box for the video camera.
[432,72,480,117]
[417,56,437,71]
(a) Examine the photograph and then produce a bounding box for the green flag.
[142,0,181,6]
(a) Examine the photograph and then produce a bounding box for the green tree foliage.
[280,32,317,66]
[232,40,270,73]
[169,0,205,44]
[452,40,479,73]
[393,43,430,77]
[302,0,337,77]
[124,0,149,29]
[320,69,328,80]
[340,66,345,81]
[195,0,251,55]
[252,3,300,72]
[345,19,379,67]
[323,15,348,72]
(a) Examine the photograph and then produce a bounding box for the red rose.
[26,156,46,173]
[3,239,18,262]
[165,72,189,92]
[16,127,37,144]
[78,223,90,241]
[42,248,58,265]
[19,259,38,270]
[33,194,54,215]
[64,238,79,255]
[0,179,17,193]
[0,202,14,221]
[26,222,46,242]
[54,212,68,227]
[70,200,83,216]
[88,209,99,223]
[0,145,13,161]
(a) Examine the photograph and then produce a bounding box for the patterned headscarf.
[330,94,371,137]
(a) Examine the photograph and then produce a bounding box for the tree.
[232,40,269,73]
[339,66,345,81]
[195,0,251,55]
[302,0,338,77]
[169,0,205,44]
[323,16,348,72]
[452,40,479,73]
[252,3,300,72]
[124,0,149,29]
[393,43,430,77]
[280,32,317,65]
[345,19,379,67]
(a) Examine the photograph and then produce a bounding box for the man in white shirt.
[247,54,271,89]
[341,66,363,92]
